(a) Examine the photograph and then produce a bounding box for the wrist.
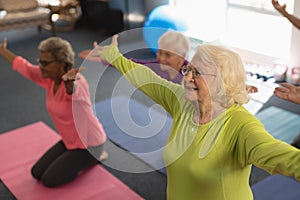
[282,10,291,18]
[64,80,77,95]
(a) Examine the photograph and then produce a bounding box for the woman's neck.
[192,101,226,124]
[54,70,66,85]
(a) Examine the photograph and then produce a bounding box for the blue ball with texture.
[143,5,188,54]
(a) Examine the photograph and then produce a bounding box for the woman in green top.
[91,35,300,200]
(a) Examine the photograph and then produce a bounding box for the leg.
[40,144,104,187]
[31,140,66,180]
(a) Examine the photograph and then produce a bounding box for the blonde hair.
[38,37,75,71]
[158,30,190,57]
[193,44,249,107]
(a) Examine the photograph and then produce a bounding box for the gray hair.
[158,30,190,57]
[38,37,75,71]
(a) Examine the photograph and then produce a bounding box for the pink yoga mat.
[0,121,143,200]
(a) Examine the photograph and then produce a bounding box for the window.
[225,0,294,60]
[227,0,292,12]
[172,0,296,64]
[171,0,226,42]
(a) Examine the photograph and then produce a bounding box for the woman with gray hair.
[154,29,190,83]
[0,37,107,188]
[79,30,190,84]
[91,34,300,200]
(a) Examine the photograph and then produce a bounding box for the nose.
[184,70,194,82]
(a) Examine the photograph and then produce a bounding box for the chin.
[184,91,197,102]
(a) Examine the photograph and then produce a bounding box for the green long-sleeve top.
[102,46,300,200]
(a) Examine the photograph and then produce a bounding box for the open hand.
[78,41,102,62]
[274,82,300,104]
[79,35,119,62]
[271,0,287,15]
[247,85,258,93]
[78,48,102,62]
[62,66,85,81]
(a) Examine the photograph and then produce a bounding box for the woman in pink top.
[0,37,107,187]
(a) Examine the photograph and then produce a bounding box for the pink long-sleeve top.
[13,56,107,149]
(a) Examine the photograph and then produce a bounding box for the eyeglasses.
[37,59,56,67]
[180,65,216,78]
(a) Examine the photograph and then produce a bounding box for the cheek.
[172,57,185,67]
[156,54,160,60]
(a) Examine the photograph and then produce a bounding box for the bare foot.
[99,150,109,161]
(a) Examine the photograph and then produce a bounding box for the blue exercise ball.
[143,5,188,54]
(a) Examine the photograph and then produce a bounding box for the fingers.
[62,67,84,81]
[78,50,91,59]
[62,74,75,81]
[274,86,289,93]
[250,86,258,93]
[85,35,118,61]
[1,37,7,48]
[77,66,86,73]
[274,84,291,100]
[3,37,7,47]
[92,34,118,49]
[111,34,118,46]
[274,82,300,104]
[283,3,286,9]
[280,82,295,91]
[93,41,98,48]
[274,89,287,98]
[79,49,103,62]
[272,0,278,6]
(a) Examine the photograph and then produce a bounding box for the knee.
[31,166,41,180]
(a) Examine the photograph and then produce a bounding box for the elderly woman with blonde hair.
[90,34,300,200]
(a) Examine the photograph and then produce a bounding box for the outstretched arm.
[274,82,300,104]
[0,38,17,64]
[272,0,300,30]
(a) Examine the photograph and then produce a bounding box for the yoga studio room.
[1,0,300,199]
